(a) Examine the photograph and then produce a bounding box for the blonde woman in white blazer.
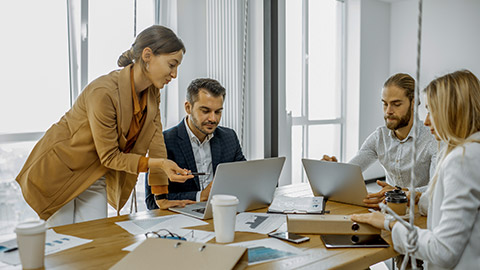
[352,70,480,269]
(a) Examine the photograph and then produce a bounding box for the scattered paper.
[268,196,324,214]
[275,222,288,233]
[44,230,93,255]
[235,213,286,234]
[122,240,144,252]
[0,261,21,269]
[117,214,213,252]
[0,238,16,252]
[228,238,302,265]
[122,229,215,252]
[0,229,92,266]
[115,214,208,235]
[172,228,216,243]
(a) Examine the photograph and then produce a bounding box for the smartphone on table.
[267,232,310,244]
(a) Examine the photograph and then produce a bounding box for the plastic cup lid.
[14,220,46,235]
[385,195,408,203]
[385,189,406,197]
[210,194,239,206]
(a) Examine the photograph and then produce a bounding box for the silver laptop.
[302,159,368,207]
[169,157,286,219]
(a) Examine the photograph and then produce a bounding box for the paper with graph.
[235,213,286,234]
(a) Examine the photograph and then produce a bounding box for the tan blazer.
[16,65,168,220]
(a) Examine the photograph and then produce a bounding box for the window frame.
[285,0,347,183]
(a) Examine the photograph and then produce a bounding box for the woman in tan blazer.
[16,25,194,226]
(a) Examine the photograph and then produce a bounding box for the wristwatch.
[154,193,168,200]
[384,214,394,231]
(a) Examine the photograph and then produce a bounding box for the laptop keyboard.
[192,208,205,214]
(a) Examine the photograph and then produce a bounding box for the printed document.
[268,196,324,214]
[122,229,215,251]
[115,214,208,235]
[0,229,92,266]
[235,213,286,234]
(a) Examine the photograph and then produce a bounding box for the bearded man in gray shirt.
[323,73,437,208]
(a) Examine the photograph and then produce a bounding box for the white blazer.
[392,132,480,270]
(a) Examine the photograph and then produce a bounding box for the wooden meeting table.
[43,184,426,270]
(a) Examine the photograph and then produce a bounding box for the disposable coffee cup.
[385,195,408,216]
[14,220,46,270]
[211,194,239,243]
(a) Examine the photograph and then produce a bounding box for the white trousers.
[46,177,107,227]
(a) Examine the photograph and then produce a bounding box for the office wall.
[176,0,208,124]
[359,0,391,145]
[355,0,392,179]
[174,0,264,160]
[391,0,480,100]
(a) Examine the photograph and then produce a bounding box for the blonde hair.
[425,70,480,198]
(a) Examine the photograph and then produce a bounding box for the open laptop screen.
[302,159,368,207]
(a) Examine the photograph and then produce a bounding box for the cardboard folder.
[287,214,380,235]
[111,238,248,270]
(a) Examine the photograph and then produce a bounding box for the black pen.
[4,247,18,253]
[177,172,210,176]
[190,172,209,176]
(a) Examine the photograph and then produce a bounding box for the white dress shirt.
[349,121,438,192]
[184,118,214,202]
[392,131,480,269]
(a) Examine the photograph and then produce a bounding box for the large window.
[88,0,154,83]
[0,1,70,135]
[0,0,157,236]
[285,0,345,184]
[0,0,72,235]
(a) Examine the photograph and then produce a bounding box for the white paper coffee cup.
[14,220,46,270]
[211,194,239,243]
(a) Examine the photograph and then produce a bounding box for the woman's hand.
[161,159,194,183]
[149,158,194,183]
[350,211,386,230]
[155,199,196,209]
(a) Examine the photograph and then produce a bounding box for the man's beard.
[191,115,217,136]
[384,105,412,131]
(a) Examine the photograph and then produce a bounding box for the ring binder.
[111,238,248,270]
[287,214,380,235]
